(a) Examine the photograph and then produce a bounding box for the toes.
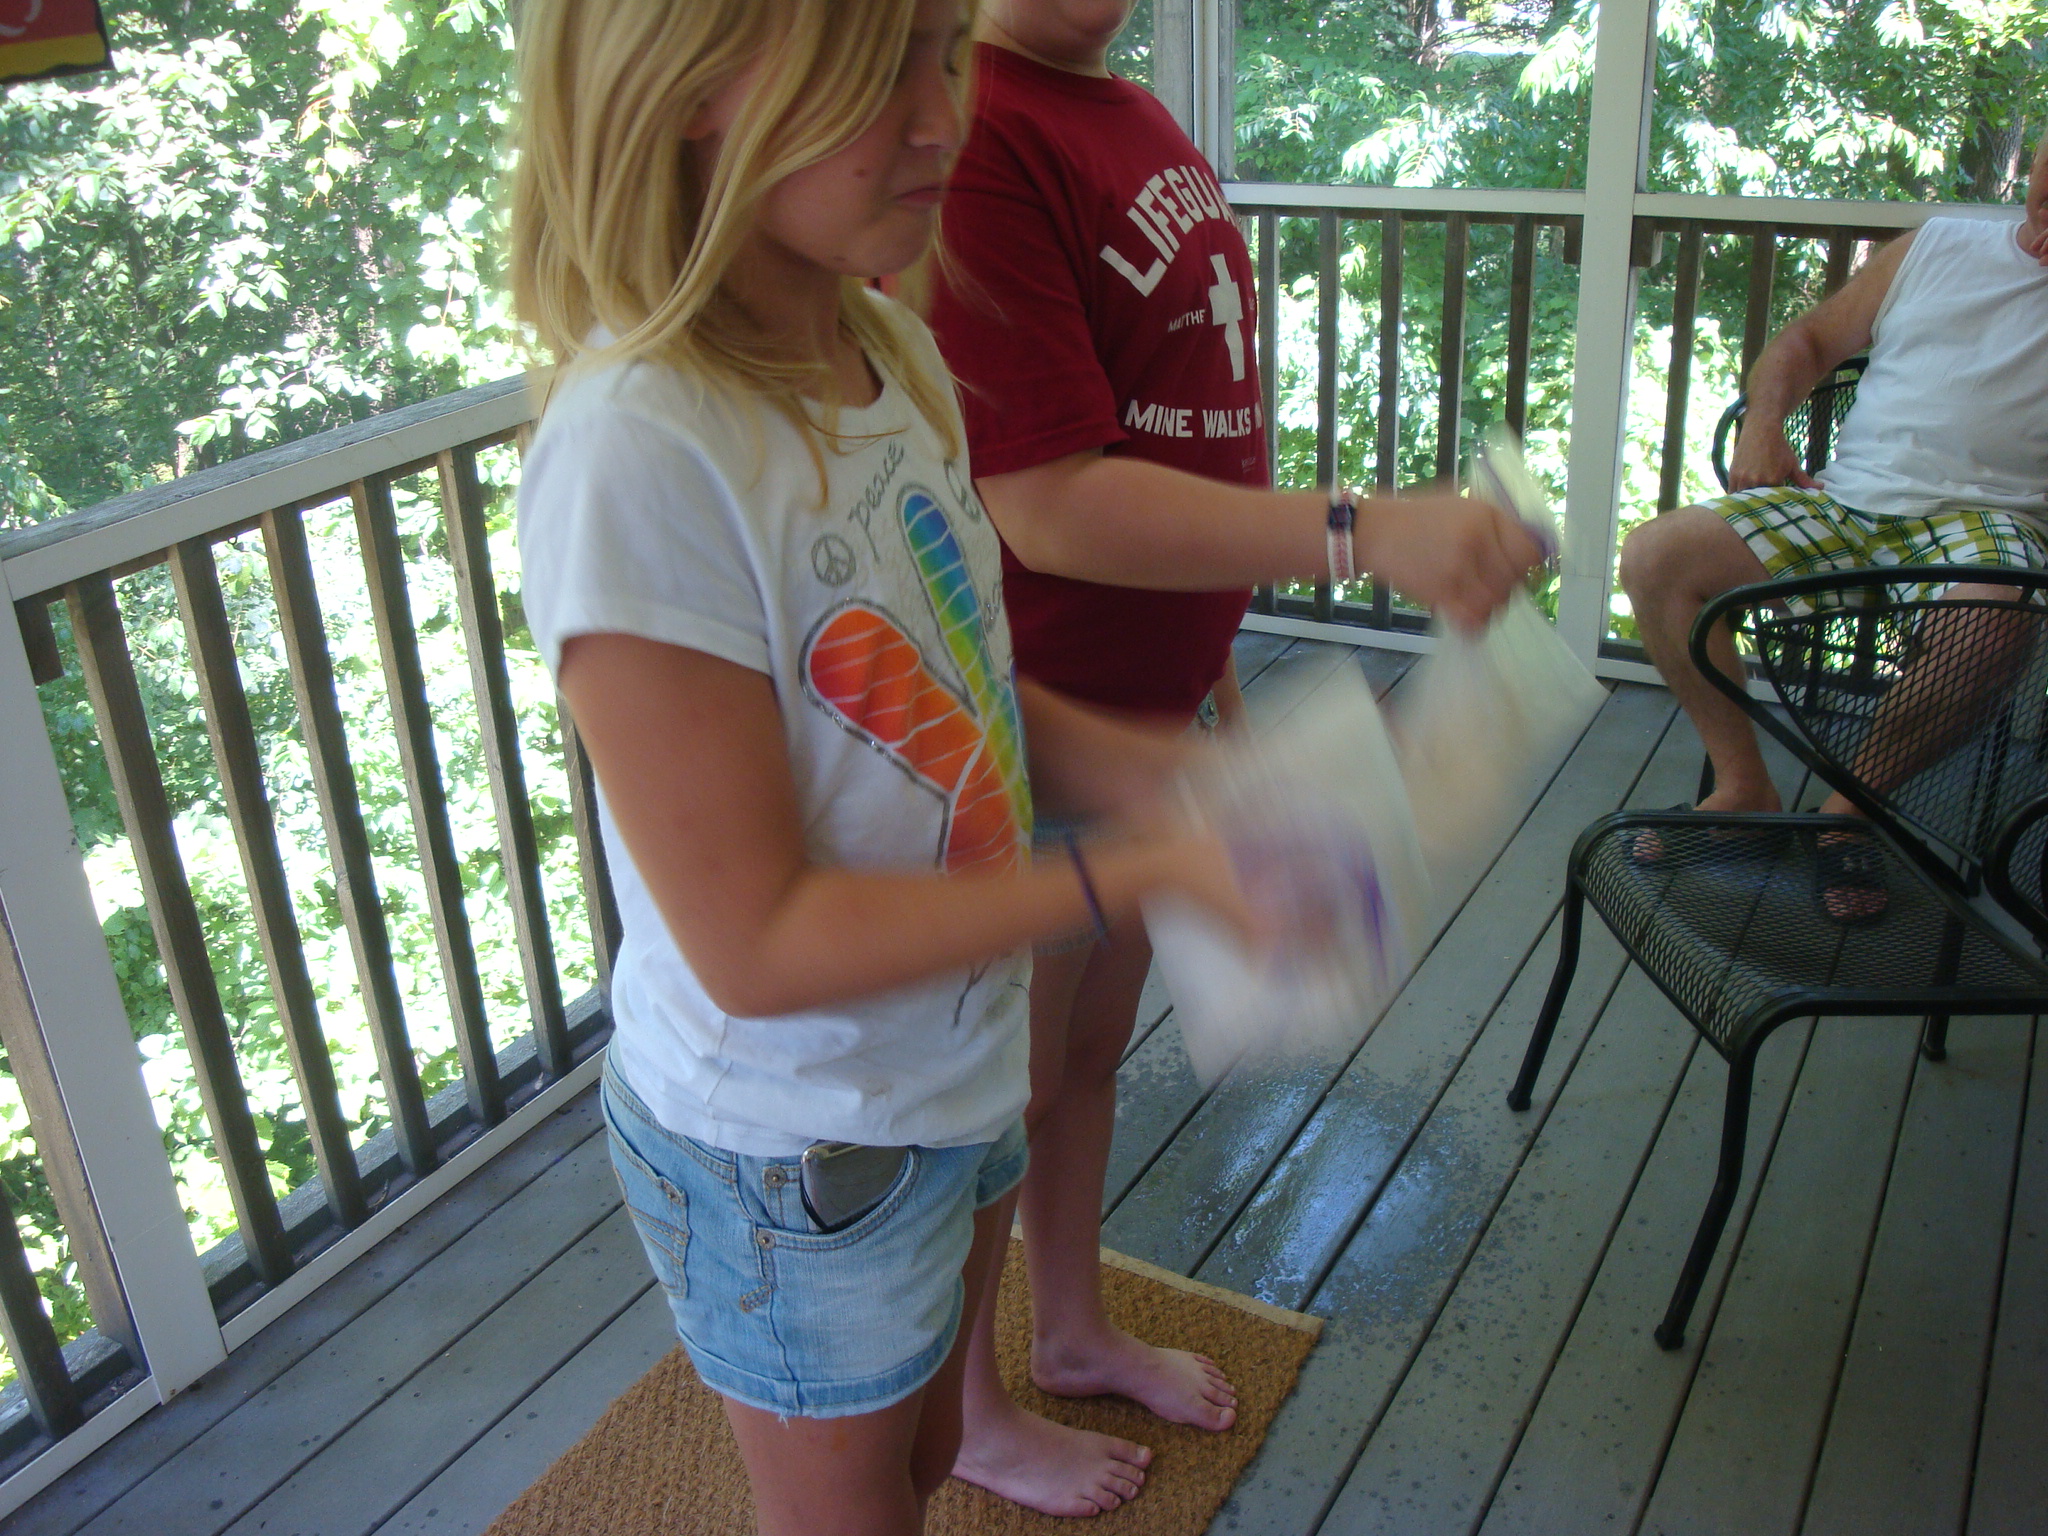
[1112,1439,1154,1468]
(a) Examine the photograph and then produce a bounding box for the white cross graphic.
[0,0,46,38]
[1207,254,1246,382]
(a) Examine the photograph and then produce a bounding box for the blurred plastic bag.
[1144,665,1432,1087]
[1393,428,1606,871]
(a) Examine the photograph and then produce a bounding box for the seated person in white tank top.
[1620,132,2048,923]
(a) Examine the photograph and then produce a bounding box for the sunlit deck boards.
[11,633,2044,1536]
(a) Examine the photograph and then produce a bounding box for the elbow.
[999,517,1085,579]
[698,969,798,1020]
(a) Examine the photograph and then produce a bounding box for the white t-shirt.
[517,309,1033,1156]
[1822,215,2048,527]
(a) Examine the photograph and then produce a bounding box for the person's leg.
[954,940,1155,1516]
[1018,920,1238,1429]
[726,1389,927,1536]
[1807,580,2032,919]
[1618,504,1780,813]
[726,1198,1012,1536]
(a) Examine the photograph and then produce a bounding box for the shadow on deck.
[11,633,2045,1536]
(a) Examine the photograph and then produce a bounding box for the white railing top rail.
[1,376,530,602]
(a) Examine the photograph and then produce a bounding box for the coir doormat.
[484,1242,1321,1534]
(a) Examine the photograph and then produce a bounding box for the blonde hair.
[509,0,969,471]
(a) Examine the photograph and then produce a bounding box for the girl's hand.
[1093,822,1267,951]
[1354,491,1545,635]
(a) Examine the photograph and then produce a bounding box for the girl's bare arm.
[560,632,1242,1017]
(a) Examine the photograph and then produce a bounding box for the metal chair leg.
[1509,877,1584,1112]
[1920,1015,1949,1062]
[1655,1044,1757,1351]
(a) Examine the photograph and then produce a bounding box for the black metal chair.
[1510,565,2048,1349]
[1709,355,1867,493]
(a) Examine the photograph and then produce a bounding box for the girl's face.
[749,0,971,283]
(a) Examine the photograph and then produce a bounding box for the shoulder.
[533,356,751,477]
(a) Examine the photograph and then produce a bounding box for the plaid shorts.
[1716,485,2047,612]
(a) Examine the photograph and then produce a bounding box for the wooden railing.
[1232,197,1581,631]
[1222,188,1954,665]
[0,379,618,1494]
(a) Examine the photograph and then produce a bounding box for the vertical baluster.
[350,476,503,1123]
[14,596,62,686]
[1373,212,1404,629]
[509,424,618,1009]
[1314,209,1339,621]
[262,507,437,1178]
[0,901,138,1367]
[168,539,368,1229]
[557,710,619,998]
[1808,228,1862,474]
[1741,226,1778,378]
[1436,213,1469,486]
[438,448,570,1083]
[1822,227,1857,295]
[1254,208,1279,617]
[65,573,294,1287]
[1658,222,1706,513]
[1505,214,1536,440]
[0,1176,81,1438]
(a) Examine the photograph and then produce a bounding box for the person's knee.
[1620,509,1697,600]
[1620,506,1756,607]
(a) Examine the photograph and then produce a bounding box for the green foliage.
[0,0,521,523]
[0,0,564,1393]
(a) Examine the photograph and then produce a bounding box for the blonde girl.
[508,0,1252,1529]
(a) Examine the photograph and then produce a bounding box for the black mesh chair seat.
[1577,812,2048,1057]
[1512,566,2048,1351]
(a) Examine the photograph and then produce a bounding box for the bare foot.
[953,1397,1152,1517]
[1628,784,1784,865]
[1033,1327,1239,1431]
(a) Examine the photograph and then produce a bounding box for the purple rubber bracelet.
[1064,832,1110,943]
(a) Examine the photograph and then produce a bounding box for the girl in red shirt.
[927,0,1542,1517]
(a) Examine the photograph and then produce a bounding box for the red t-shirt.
[929,45,1267,718]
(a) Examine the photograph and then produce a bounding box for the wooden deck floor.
[11,634,2045,1536]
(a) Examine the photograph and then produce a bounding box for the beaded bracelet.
[1327,488,1358,583]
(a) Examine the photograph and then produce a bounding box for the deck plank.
[11,1097,606,1536]
[374,1290,676,1536]
[1103,682,1657,1282]
[223,1210,648,1536]
[73,1132,621,1536]
[1307,963,1706,1536]
[1198,694,1703,1313]
[1969,1021,2048,1536]
[1801,1015,2034,1536]
[1231,631,1295,692]
[1631,1018,1925,1536]
[1217,709,1813,1536]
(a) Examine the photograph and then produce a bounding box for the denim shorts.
[600,1061,1028,1419]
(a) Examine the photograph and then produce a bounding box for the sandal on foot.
[1628,810,1792,869]
[1813,829,1889,925]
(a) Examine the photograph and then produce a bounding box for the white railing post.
[0,593,224,1399]
[1556,0,1659,665]
[1152,0,1195,137]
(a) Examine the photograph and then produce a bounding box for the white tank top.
[1821,216,2048,529]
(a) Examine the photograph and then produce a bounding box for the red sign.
[0,0,112,86]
